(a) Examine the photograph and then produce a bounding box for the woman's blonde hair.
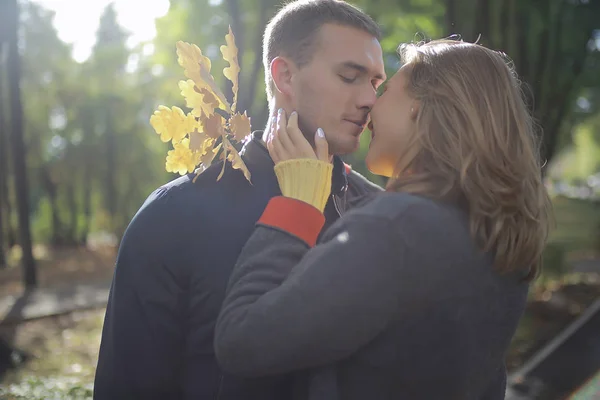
[388,39,553,281]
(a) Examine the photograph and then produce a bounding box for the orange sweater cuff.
[257,196,325,247]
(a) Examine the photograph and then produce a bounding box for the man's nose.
[357,85,378,110]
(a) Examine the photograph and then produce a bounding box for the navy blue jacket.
[93,131,382,400]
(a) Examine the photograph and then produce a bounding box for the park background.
[0,0,599,398]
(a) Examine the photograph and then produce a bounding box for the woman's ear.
[270,56,294,99]
[410,102,421,120]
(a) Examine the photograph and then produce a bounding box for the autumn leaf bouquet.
[150,27,252,182]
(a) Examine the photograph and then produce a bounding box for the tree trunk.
[105,105,117,232]
[472,0,490,43]
[0,43,7,268]
[39,165,62,245]
[0,38,16,251]
[80,166,92,245]
[7,0,36,288]
[79,104,94,246]
[445,0,456,35]
[241,0,269,116]
[67,180,78,245]
[449,0,597,168]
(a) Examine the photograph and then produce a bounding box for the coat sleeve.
[214,196,404,377]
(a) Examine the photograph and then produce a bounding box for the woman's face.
[366,66,418,177]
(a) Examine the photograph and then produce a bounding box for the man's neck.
[260,115,333,163]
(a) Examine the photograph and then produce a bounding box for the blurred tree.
[4,0,36,287]
[0,0,597,255]
[0,42,17,256]
[88,4,130,235]
[0,43,6,268]
[349,0,600,178]
[444,0,600,166]
[20,2,78,245]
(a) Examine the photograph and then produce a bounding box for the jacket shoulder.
[346,166,383,195]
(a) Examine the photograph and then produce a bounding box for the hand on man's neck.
[261,110,333,163]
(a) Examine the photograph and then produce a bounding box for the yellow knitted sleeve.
[274,159,333,213]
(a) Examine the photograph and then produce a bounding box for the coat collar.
[241,131,349,196]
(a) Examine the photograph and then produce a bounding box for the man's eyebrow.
[340,61,385,81]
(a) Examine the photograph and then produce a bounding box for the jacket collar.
[241,130,348,196]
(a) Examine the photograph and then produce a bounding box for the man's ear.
[270,56,295,99]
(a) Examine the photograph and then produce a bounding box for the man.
[93,1,386,399]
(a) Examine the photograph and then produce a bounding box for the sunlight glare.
[32,0,170,63]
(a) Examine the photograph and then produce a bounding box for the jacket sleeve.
[94,188,186,399]
[214,196,403,377]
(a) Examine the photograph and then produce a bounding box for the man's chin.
[329,136,360,156]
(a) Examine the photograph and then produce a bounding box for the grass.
[0,309,104,400]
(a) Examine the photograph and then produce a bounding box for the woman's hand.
[266,108,329,164]
[265,109,333,213]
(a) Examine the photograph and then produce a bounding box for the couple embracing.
[94,1,552,399]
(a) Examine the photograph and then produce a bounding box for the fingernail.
[278,108,284,115]
[317,128,325,138]
[290,111,297,117]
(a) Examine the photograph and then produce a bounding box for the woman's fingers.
[314,128,329,162]
[287,112,318,159]
[275,108,294,157]
[269,109,330,162]
[266,115,281,164]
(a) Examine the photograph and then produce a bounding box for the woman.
[214,39,552,399]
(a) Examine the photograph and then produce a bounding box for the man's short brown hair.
[263,0,381,103]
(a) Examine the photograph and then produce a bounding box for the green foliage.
[539,242,568,284]
[547,196,600,257]
[0,0,599,249]
[565,123,600,180]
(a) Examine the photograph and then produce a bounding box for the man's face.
[290,24,386,155]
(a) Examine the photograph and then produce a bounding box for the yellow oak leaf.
[228,111,251,142]
[220,26,240,113]
[224,138,251,183]
[192,143,222,182]
[201,142,221,169]
[198,87,220,117]
[202,113,225,139]
[189,129,210,153]
[150,105,196,144]
[176,41,231,113]
[179,80,216,118]
[217,134,229,181]
[165,138,201,175]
